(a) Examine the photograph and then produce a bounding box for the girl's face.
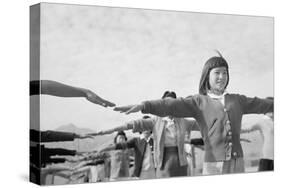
[208,67,228,95]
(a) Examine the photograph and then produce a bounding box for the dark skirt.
[156,147,187,178]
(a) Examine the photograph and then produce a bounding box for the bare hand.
[113,104,144,114]
[85,90,115,107]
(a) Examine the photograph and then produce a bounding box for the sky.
[37,3,274,131]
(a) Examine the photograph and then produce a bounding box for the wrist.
[74,133,79,139]
[82,89,90,98]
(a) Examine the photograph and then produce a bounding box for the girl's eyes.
[214,71,227,75]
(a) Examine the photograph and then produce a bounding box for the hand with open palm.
[113,104,144,114]
[85,89,115,107]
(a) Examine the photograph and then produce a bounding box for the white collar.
[207,90,228,99]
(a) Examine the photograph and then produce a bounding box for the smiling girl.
[113,52,273,175]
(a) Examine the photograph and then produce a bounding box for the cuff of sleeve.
[73,133,78,139]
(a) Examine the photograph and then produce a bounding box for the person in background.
[98,131,131,181]
[29,79,114,184]
[102,91,200,178]
[97,116,156,179]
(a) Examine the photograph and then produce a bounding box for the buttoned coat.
[141,94,273,162]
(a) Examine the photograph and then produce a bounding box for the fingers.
[125,105,141,114]
[86,92,115,107]
[113,106,131,113]
[114,105,140,115]
[96,98,116,107]
[93,95,115,107]
[113,106,124,112]
[100,99,116,107]
[90,97,109,107]
[125,108,135,115]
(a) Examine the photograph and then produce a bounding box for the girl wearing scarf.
[113,52,273,175]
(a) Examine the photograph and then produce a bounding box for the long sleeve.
[105,118,155,134]
[45,158,66,164]
[127,118,155,133]
[30,129,76,142]
[44,148,76,156]
[239,95,273,114]
[40,130,76,142]
[141,96,200,118]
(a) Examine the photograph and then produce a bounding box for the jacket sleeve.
[44,148,76,156]
[238,95,273,114]
[41,130,76,142]
[126,118,155,133]
[141,96,200,118]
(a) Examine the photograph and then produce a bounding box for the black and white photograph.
[30,3,274,185]
[29,2,274,186]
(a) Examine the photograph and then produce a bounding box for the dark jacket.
[30,129,77,142]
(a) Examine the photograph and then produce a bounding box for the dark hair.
[142,115,151,119]
[199,50,229,95]
[162,91,177,99]
[114,131,127,143]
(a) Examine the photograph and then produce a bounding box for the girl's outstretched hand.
[113,104,144,114]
